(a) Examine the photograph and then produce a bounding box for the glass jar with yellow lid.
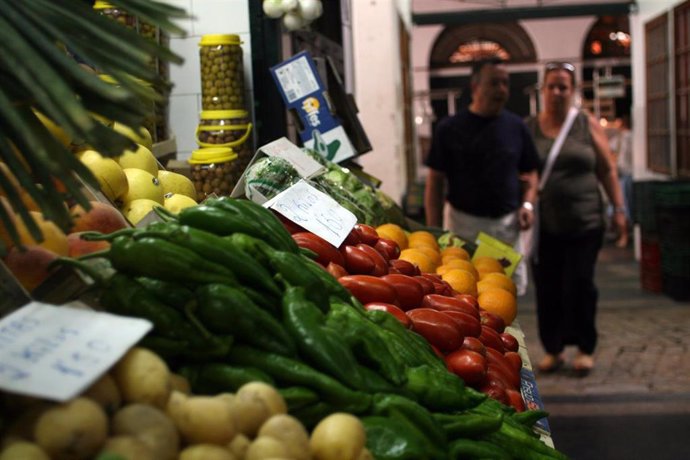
[199,34,245,110]
[93,1,136,28]
[188,147,241,201]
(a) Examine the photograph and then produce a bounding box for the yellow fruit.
[164,193,197,214]
[78,150,129,201]
[412,245,441,268]
[407,231,439,249]
[478,288,517,326]
[399,248,435,273]
[35,110,71,147]
[122,198,160,225]
[157,170,197,200]
[479,272,517,296]
[116,144,159,177]
[113,122,153,151]
[122,168,164,206]
[376,223,408,250]
[441,269,478,297]
[441,246,470,261]
[441,258,479,281]
[477,280,510,297]
[14,211,69,256]
[473,256,506,275]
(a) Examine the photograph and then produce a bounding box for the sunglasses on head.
[545,62,575,73]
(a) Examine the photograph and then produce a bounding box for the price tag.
[259,137,325,178]
[266,180,356,248]
[0,302,152,401]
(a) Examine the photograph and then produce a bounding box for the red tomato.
[462,337,487,357]
[430,344,445,360]
[326,262,349,279]
[478,325,505,353]
[445,349,487,386]
[354,223,380,245]
[503,351,523,374]
[406,308,463,352]
[420,273,442,281]
[364,302,410,328]
[479,379,509,404]
[439,310,481,338]
[274,211,306,234]
[381,274,424,310]
[356,244,389,276]
[342,245,376,275]
[342,227,362,246]
[485,348,521,389]
[479,310,506,333]
[422,294,480,319]
[339,275,398,305]
[374,238,401,261]
[413,275,436,296]
[292,232,345,267]
[500,332,519,353]
[454,293,479,309]
[487,364,516,390]
[389,258,419,276]
[505,388,526,412]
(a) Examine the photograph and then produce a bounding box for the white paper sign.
[260,137,325,179]
[0,302,152,401]
[266,180,357,248]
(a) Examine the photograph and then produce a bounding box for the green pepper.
[282,286,367,389]
[325,301,407,386]
[205,196,299,253]
[137,222,283,298]
[433,409,504,438]
[372,393,448,449]
[297,253,353,304]
[362,416,433,460]
[138,335,233,362]
[268,250,331,310]
[290,401,335,430]
[108,235,238,286]
[482,417,569,460]
[278,386,320,411]
[134,276,196,311]
[512,410,550,429]
[403,365,485,412]
[227,345,371,414]
[196,284,296,357]
[178,363,274,395]
[449,438,511,460]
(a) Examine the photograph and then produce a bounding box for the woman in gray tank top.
[525,62,627,375]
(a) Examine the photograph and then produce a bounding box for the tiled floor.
[516,241,690,459]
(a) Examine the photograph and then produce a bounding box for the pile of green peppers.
[67,197,567,460]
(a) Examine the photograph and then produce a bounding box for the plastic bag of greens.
[244,156,300,203]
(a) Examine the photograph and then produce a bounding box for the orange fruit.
[477,279,512,297]
[440,258,479,281]
[441,269,478,297]
[14,211,69,256]
[477,288,517,326]
[441,246,470,261]
[479,272,517,296]
[399,248,435,273]
[408,231,439,250]
[376,223,408,250]
[412,245,441,267]
[472,256,506,275]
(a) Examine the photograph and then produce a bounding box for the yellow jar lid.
[93,1,116,10]
[200,110,249,120]
[188,147,238,165]
[199,34,242,46]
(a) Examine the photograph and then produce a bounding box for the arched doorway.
[427,22,538,120]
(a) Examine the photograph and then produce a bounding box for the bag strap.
[538,107,579,191]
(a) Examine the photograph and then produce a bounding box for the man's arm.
[424,169,446,227]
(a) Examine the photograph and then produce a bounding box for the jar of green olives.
[188,147,241,200]
[199,34,245,110]
[93,1,136,28]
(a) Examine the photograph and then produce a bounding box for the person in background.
[423,58,540,294]
[608,115,633,248]
[524,62,627,374]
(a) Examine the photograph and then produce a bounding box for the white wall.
[351,0,410,204]
[163,0,253,161]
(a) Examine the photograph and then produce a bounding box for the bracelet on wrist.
[522,201,534,212]
[614,206,626,214]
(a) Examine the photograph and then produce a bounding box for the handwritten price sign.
[267,180,357,247]
[0,302,151,401]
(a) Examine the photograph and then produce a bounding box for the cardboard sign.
[472,232,522,277]
[0,302,152,401]
[260,137,325,179]
[271,51,357,163]
[265,180,356,248]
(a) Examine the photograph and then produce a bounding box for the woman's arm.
[424,169,446,227]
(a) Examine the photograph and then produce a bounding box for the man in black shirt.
[424,58,539,292]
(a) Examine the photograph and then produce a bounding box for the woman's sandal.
[537,354,565,373]
[573,353,594,376]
